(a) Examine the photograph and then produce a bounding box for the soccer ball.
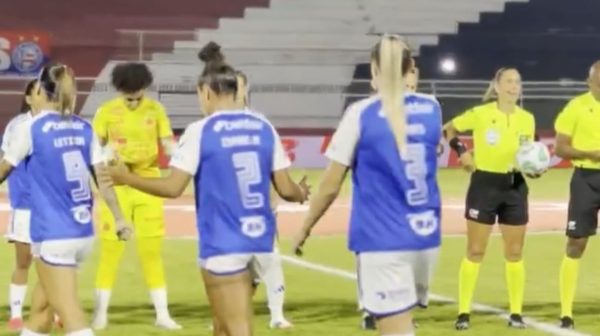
[516,142,551,175]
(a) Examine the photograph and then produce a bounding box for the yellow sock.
[95,239,126,289]
[560,256,580,318]
[505,260,525,315]
[136,237,166,289]
[458,258,481,314]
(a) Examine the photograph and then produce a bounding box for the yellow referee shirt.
[555,92,600,169]
[93,97,173,177]
[452,102,535,173]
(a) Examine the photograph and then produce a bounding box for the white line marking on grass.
[281,255,591,336]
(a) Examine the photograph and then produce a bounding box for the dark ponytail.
[197,41,238,95]
[19,79,36,113]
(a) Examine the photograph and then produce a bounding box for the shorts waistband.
[573,166,600,173]
[474,170,520,177]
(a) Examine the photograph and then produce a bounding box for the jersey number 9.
[62,150,92,203]
[232,151,265,209]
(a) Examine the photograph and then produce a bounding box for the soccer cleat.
[7,317,24,332]
[155,317,182,330]
[269,318,293,329]
[560,316,575,329]
[508,314,526,329]
[455,313,470,331]
[361,312,376,330]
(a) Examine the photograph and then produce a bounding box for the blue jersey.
[326,94,442,252]
[2,113,32,210]
[3,111,103,242]
[170,110,290,259]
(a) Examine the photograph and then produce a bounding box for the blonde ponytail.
[482,81,496,102]
[378,35,407,157]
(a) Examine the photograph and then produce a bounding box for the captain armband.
[449,137,467,157]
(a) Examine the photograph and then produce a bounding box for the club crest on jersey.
[240,216,266,238]
[407,211,438,236]
[71,205,92,225]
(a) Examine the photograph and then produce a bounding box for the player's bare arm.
[271,169,310,203]
[94,163,130,240]
[292,161,348,255]
[107,162,191,198]
[555,133,600,161]
[0,159,14,184]
[443,122,475,172]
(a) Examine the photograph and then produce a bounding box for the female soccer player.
[236,69,292,329]
[0,63,128,336]
[292,35,442,336]
[443,67,541,330]
[91,63,179,330]
[2,80,36,331]
[104,54,309,336]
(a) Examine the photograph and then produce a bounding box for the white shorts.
[249,245,281,284]
[357,247,439,317]
[31,237,95,267]
[200,252,273,276]
[5,209,31,244]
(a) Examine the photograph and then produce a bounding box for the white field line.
[280,255,591,336]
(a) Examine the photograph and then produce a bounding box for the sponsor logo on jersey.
[213,118,264,133]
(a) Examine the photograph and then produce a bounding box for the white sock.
[9,284,27,318]
[65,328,95,336]
[150,288,170,320]
[94,289,111,316]
[20,328,49,336]
[261,255,286,322]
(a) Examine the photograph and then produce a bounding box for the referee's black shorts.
[464,170,528,225]
[566,167,600,238]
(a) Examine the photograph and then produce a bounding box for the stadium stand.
[417,0,600,80]
[81,0,528,130]
[0,0,267,129]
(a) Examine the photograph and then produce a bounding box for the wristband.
[449,137,467,156]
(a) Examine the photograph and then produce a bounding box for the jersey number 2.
[404,143,429,206]
[232,151,265,209]
[63,150,92,202]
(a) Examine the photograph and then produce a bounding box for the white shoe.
[155,317,182,330]
[269,318,293,329]
[91,314,108,330]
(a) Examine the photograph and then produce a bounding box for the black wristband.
[449,137,467,156]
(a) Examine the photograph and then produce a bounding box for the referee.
[444,68,541,331]
[554,61,600,330]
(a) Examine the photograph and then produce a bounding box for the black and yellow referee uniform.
[449,101,535,328]
[555,91,600,328]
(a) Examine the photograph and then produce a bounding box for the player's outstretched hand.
[115,219,132,241]
[291,228,310,257]
[298,176,311,204]
[107,161,131,185]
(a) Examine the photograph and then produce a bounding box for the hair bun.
[198,41,224,63]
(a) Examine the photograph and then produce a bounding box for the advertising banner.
[0,32,50,75]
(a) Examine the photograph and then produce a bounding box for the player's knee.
[566,238,588,258]
[466,245,486,262]
[16,252,33,270]
[504,244,523,262]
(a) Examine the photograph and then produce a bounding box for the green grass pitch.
[0,169,598,335]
